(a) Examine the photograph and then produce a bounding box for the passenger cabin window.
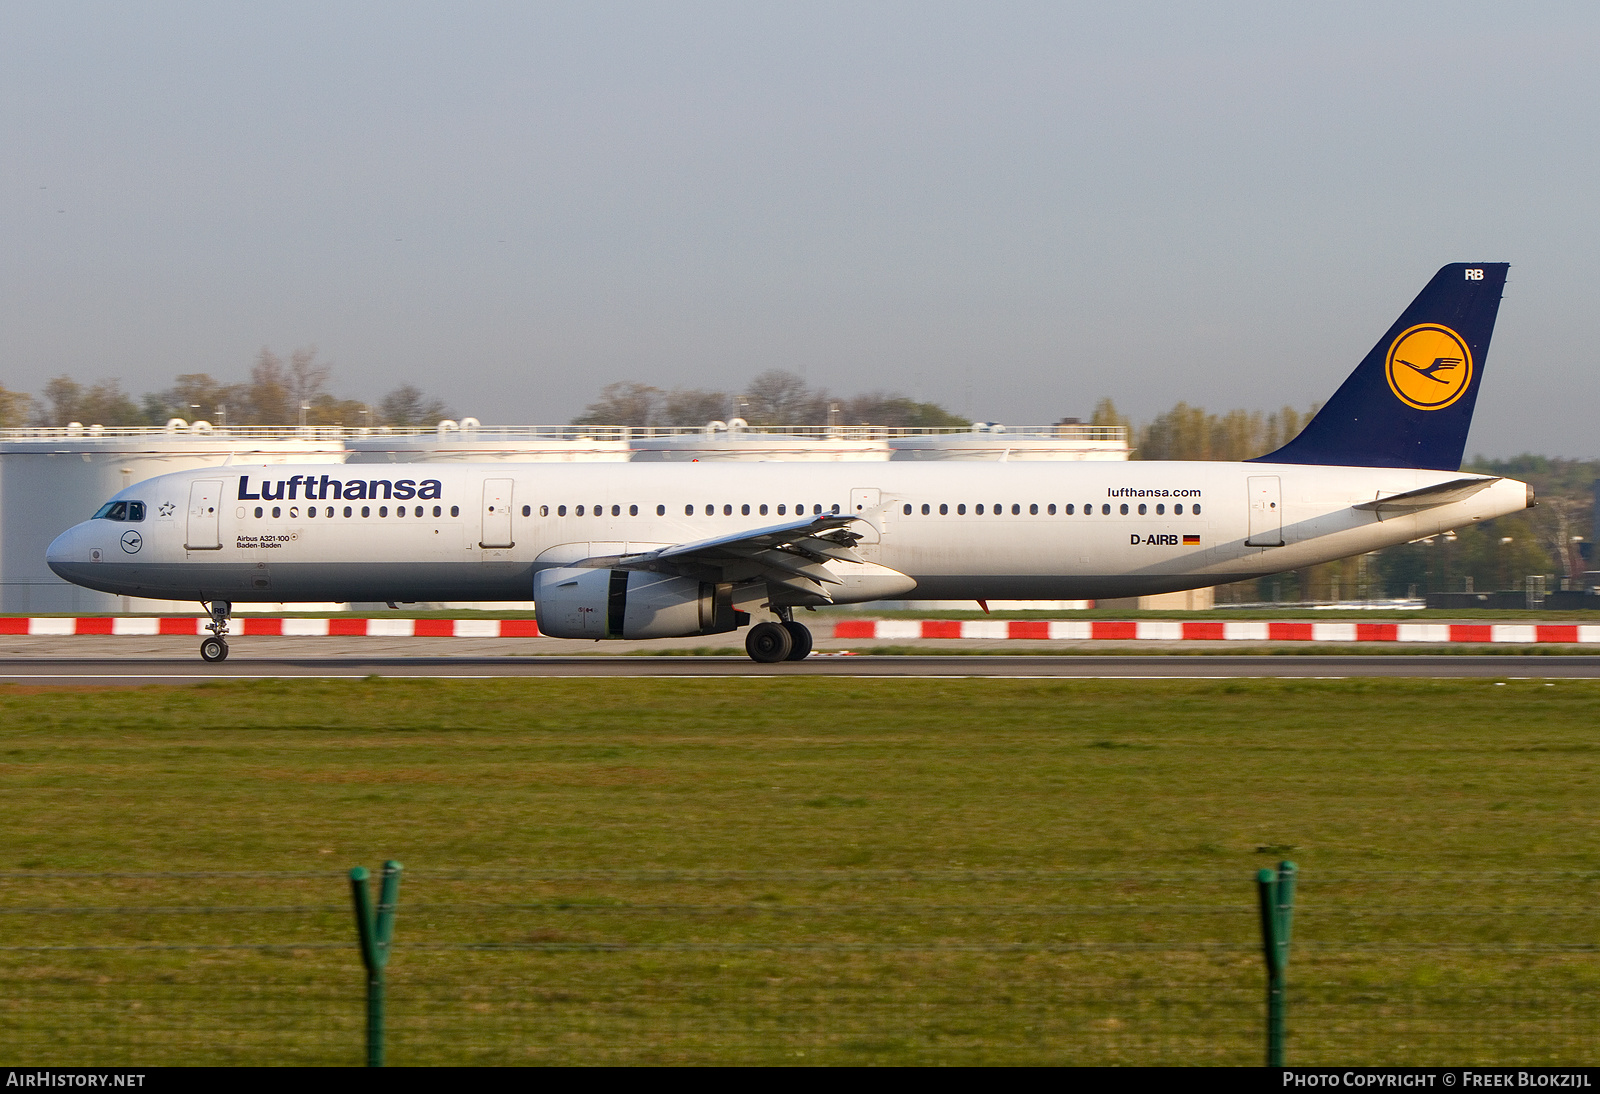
[1119,504,1129,515]
[255,507,265,518]
[777,504,786,515]
[1138,504,1147,515]
[629,505,638,516]
[1065,504,1074,515]
[759,504,768,516]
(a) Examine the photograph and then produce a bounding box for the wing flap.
[565,513,865,596]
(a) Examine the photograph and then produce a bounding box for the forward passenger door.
[480,478,515,549]
[185,481,222,550]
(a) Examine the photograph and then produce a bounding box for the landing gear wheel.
[745,621,794,664]
[200,637,229,663]
[781,621,813,660]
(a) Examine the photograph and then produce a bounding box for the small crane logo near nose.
[121,530,143,553]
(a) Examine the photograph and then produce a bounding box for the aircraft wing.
[572,513,867,600]
[1353,476,1501,518]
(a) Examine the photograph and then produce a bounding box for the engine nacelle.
[534,567,738,639]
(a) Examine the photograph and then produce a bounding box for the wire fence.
[2,869,1596,1065]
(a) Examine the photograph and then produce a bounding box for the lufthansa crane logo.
[1385,324,1474,411]
[120,530,143,554]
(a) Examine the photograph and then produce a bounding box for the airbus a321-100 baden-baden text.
[49,264,1532,663]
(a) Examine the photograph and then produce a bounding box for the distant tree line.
[571,369,971,429]
[0,347,449,429]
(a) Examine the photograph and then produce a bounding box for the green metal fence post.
[1256,860,1296,1067]
[350,860,403,1067]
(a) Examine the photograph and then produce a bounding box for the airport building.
[2,419,1129,612]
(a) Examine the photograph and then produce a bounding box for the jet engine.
[534,567,740,639]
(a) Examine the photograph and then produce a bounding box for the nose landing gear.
[200,601,231,662]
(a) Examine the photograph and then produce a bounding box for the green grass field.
[3,678,1598,1065]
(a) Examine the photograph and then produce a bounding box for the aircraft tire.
[780,621,813,660]
[745,622,793,664]
[200,637,229,663]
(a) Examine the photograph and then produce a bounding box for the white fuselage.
[46,460,1529,608]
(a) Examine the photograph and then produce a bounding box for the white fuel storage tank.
[1,427,348,612]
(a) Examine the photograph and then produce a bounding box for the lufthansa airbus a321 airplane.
[49,263,1530,664]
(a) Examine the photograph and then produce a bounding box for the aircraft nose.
[46,522,96,579]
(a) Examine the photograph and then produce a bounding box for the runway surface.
[4,654,1600,684]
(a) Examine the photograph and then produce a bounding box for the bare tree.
[286,346,330,409]
[39,376,82,426]
[572,382,662,426]
[248,349,291,424]
[152,373,250,425]
[741,370,829,425]
[660,388,729,426]
[378,384,448,427]
[35,376,141,427]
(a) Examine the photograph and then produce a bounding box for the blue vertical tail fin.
[1253,263,1508,470]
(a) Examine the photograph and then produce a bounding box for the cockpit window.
[92,501,145,522]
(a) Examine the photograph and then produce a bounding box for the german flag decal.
[1182,534,1200,545]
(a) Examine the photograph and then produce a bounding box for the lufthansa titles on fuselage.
[237,474,444,503]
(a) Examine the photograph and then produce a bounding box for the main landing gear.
[200,600,231,663]
[744,609,813,664]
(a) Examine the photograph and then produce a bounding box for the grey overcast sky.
[2,2,1597,455]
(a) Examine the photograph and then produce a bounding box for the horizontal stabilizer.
[1352,476,1499,518]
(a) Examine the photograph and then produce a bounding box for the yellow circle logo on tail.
[1385,324,1474,410]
